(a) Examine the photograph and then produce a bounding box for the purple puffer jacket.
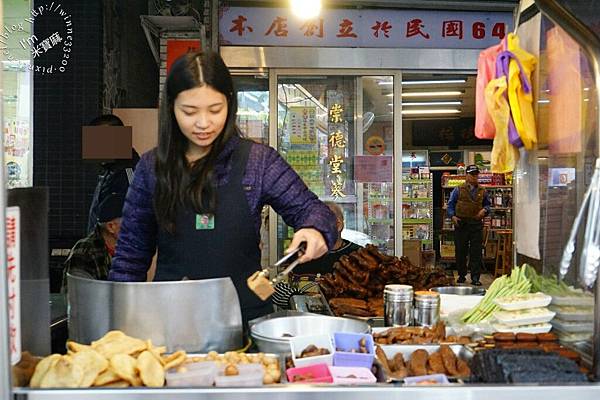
[109,135,337,281]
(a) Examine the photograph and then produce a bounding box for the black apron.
[154,139,272,323]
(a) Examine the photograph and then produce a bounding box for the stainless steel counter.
[12,384,600,400]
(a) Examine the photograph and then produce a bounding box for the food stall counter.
[12,382,600,400]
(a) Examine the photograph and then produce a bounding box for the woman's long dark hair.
[155,50,240,233]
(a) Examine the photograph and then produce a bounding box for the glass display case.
[276,74,396,257]
[3,61,32,188]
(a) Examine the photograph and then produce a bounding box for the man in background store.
[62,193,125,291]
[87,114,140,234]
[447,165,491,286]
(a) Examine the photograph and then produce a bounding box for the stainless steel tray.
[375,345,473,383]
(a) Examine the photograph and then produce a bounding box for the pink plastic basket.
[286,363,333,384]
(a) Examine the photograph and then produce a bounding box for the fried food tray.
[375,345,473,383]
[184,352,285,386]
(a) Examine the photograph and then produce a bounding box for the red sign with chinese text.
[166,40,202,74]
[219,8,512,49]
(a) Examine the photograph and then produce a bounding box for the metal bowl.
[249,312,370,354]
[430,286,486,296]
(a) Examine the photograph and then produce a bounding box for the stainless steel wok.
[67,274,243,352]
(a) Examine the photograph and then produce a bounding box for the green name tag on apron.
[196,213,214,230]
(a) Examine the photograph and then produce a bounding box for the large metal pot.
[67,274,243,352]
[249,311,370,354]
[430,286,486,296]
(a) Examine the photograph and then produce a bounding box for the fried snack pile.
[12,352,42,387]
[373,322,471,345]
[375,344,470,380]
[298,345,330,358]
[319,245,452,317]
[30,331,186,388]
[185,351,281,384]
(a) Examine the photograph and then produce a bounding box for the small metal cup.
[383,284,413,327]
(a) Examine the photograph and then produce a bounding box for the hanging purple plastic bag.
[496,50,533,148]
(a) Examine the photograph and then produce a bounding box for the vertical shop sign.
[289,106,317,145]
[166,40,202,74]
[327,92,347,198]
[6,207,21,365]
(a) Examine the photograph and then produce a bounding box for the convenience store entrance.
[270,70,402,262]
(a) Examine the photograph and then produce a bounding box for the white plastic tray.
[550,295,594,307]
[493,293,552,311]
[552,326,593,343]
[548,306,594,322]
[289,334,334,368]
[492,308,555,327]
[551,318,594,333]
[491,322,552,334]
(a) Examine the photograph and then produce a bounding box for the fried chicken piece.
[389,331,414,343]
[433,321,446,341]
[456,359,471,377]
[390,353,406,371]
[427,351,446,374]
[330,304,372,317]
[390,353,408,379]
[439,345,458,376]
[329,298,368,309]
[408,349,429,376]
[375,345,392,373]
[456,336,472,345]
[412,336,434,345]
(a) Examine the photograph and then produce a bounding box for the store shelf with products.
[364,183,394,254]
[3,62,32,188]
[439,173,513,266]
[402,175,433,252]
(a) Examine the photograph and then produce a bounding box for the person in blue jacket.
[447,165,491,286]
[109,51,336,322]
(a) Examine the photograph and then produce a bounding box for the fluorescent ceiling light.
[397,101,462,106]
[538,99,550,104]
[379,79,467,86]
[401,109,461,115]
[290,0,321,19]
[387,91,464,97]
[402,79,466,85]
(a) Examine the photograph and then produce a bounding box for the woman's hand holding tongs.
[286,228,328,264]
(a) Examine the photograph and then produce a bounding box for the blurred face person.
[174,85,228,161]
[466,171,479,186]
[102,218,122,239]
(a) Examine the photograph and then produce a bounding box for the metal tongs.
[247,242,307,300]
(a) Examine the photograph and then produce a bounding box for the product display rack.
[402,177,434,251]
[365,183,394,254]
[439,174,513,266]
